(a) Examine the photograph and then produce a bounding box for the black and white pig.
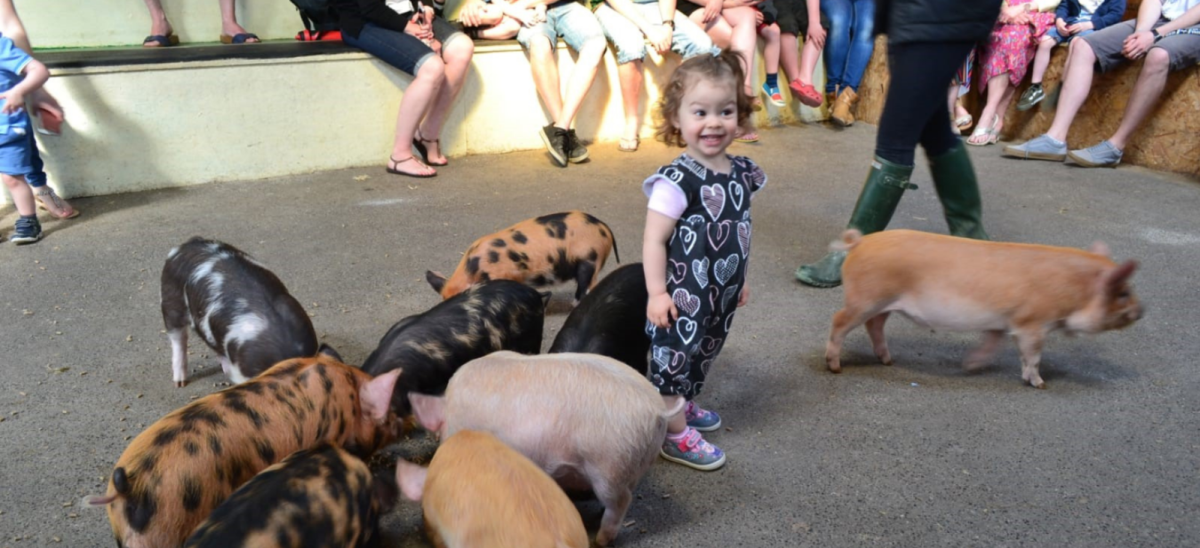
[361,279,546,416]
[161,237,318,387]
[549,263,650,376]
[184,443,397,548]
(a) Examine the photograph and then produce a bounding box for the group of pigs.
[86,208,1146,548]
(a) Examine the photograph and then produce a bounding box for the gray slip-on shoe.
[1002,134,1068,161]
[1068,140,1123,168]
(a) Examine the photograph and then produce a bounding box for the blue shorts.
[344,18,468,76]
[593,2,719,64]
[516,0,605,52]
[0,128,34,178]
[1045,16,1095,44]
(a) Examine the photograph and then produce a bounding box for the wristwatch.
[662,19,675,28]
[1151,28,1164,41]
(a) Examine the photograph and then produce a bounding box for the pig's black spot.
[240,382,264,395]
[227,455,253,487]
[181,476,203,512]
[184,440,199,456]
[179,404,225,430]
[152,427,181,447]
[488,250,500,263]
[583,213,602,225]
[138,453,158,475]
[511,231,527,244]
[317,365,334,394]
[124,488,157,533]
[256,439,277,463]
[208,434,223,457]
[532,275,550,286]
[507,250,523,263]
[268,360,304,378]
[466,256,481,276]
[491,238,507,248]
[297,370,311,384]
[599,228,609,239]
[552,249,575,281]
[588,249,598,262]
[223,392,268,429]
[516,262,529,271]
[479,272,491,281]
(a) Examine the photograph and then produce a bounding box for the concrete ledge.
[18,39,826,204]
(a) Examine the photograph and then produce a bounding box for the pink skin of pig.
[827,229,1144,388]
[409,351,685,547]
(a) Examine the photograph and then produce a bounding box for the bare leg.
[968,73,1009,145]
[141,0,173,41]
[218,0,258,42]
[2,174,35,216]
[1030,37,1056,84]
[798,34,821,86]
[419,37,476,163]
[1108,47,1170,150]
[1014,328,1047,388]
[169,329,189,387]
[555,38,606,129]
[528,36,565,124]
[963,330,1005,371]
[720,7,760,95]
[760,23,782,77]
[617,60,645,143]
[864,312,892,365]
[390,58,446,176]
[1046,38,1097,142]
[780,33,801,82]
[663,394,686,434]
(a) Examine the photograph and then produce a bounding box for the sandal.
[219,33,260,44]
[412,131,449,167]
[618,136,639,153]
[142,34,179,48]
[735,129,759,143]
[955,113,974,131]
[386,156,436,178]
[33,187,79,219]
[966,115,999,146]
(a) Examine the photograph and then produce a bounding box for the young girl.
[643,51,766,471]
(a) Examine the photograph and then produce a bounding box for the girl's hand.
[702,0,723,25]
[1055,17,1069,36]
[806,22,826,49]
[754,9,763,25]
[647,292,678,328]
[0,90,26,115]
[737,285,750,307]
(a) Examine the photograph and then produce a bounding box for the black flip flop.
[412,133,449,166]
[143,34,180,47]
[386,156,437,178]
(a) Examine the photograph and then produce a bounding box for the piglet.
[426,210,619,301]
[161,237,318,387]
[549,263,650,375]
[409,351,684,546]
[85,352,403,548]
[826,229,1144,388]
[361,279,546,416]
[396,430,589,548]
[184,443,397,548]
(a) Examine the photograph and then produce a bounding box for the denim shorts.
[594,2,719,64]
[1045,16,1094,44]
[344,19,468,76]
[516,0,605,52]
[0,128,34,177]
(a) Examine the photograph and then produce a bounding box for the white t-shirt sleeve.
[643,175,688,220]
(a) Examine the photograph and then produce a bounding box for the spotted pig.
[85,351,403,548]
[161,237,319,387]
[549,263,650,375]
[184,443,397,548]
[396,430,589,548]
[362,280,546,417]
[426,210,620,301]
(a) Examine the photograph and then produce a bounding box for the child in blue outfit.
[643,51,766,471]
[0,32,50,244]
[1018,0,1127,110]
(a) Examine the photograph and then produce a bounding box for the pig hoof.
[826,363,842,374]
[175,380,187,388]
[1032,380,1046,389]
[880,356,894,366]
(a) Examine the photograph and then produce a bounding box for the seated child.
[0,32,50,245]
[756,0,827,108]
[1018,0,1127,110]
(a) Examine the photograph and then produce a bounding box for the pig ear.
[426,271,446,294]
[539,291,552,310]
[395,460,427,502]
[1088,241,1111,257]
[317,343,343,363]
[360,370,401,422]
[408,393,445,433]
[1105,260,1139,290]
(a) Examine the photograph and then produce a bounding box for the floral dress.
[978,0,1057,90]
[643,154,767,399]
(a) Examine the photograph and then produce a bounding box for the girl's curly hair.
[654,50,753,148]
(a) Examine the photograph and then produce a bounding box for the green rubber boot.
[930,141,989,240]
[795,157,915,288]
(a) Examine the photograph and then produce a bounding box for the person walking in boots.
[795,0,1001,288]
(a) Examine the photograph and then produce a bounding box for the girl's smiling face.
[674,76,739,170]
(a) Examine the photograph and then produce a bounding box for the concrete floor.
[1,123,1197,547]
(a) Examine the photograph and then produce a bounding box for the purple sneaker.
[685,400,721,432]
[661,427,726,471]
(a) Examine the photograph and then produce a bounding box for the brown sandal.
[413,131,448,167]
[386,156,436,178]
[34,187,79,219]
